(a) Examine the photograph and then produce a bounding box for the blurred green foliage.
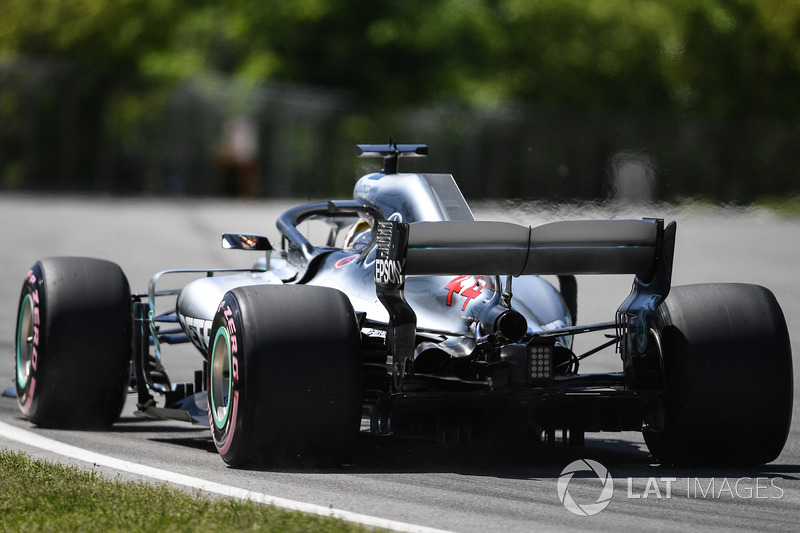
[1,0,799,198]
[4,0,798,113]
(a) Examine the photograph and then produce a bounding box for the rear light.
[527,340,554,386]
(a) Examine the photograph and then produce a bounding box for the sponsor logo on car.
[375,258,402,286]
[181,315,213,353]
[334,254,358,269]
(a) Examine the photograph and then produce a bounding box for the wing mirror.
[221,233,273,251]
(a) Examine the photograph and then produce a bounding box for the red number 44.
[445,275,485,311]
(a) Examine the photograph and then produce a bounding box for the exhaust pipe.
[480,306,528,343]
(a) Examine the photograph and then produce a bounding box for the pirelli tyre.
[15,257,132,429]
[208,284,362,467]
[643,283,793,466]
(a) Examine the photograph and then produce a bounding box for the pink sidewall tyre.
[15,257,131,429]
[208,284,362,468]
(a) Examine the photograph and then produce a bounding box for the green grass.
[0,449,371,533]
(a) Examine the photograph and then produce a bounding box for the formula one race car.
[14,143,793,467]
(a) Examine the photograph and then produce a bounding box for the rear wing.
[374,217,676,385]
[403,219,661,277]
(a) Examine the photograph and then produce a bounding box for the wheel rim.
[16,294,35,389]
[210,326,233,430]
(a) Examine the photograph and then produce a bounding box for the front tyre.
[644,283,793,466]
[15,257,132,429]
[208,285,362,467]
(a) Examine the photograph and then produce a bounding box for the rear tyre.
[643,283,793,466]
[15,257,132,429]
[208,285,362,467]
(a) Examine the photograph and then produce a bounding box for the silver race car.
[14,143,793,467]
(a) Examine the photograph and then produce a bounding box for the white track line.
[0,420,452,533]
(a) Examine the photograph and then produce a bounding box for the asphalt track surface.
[1,194,799,532]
